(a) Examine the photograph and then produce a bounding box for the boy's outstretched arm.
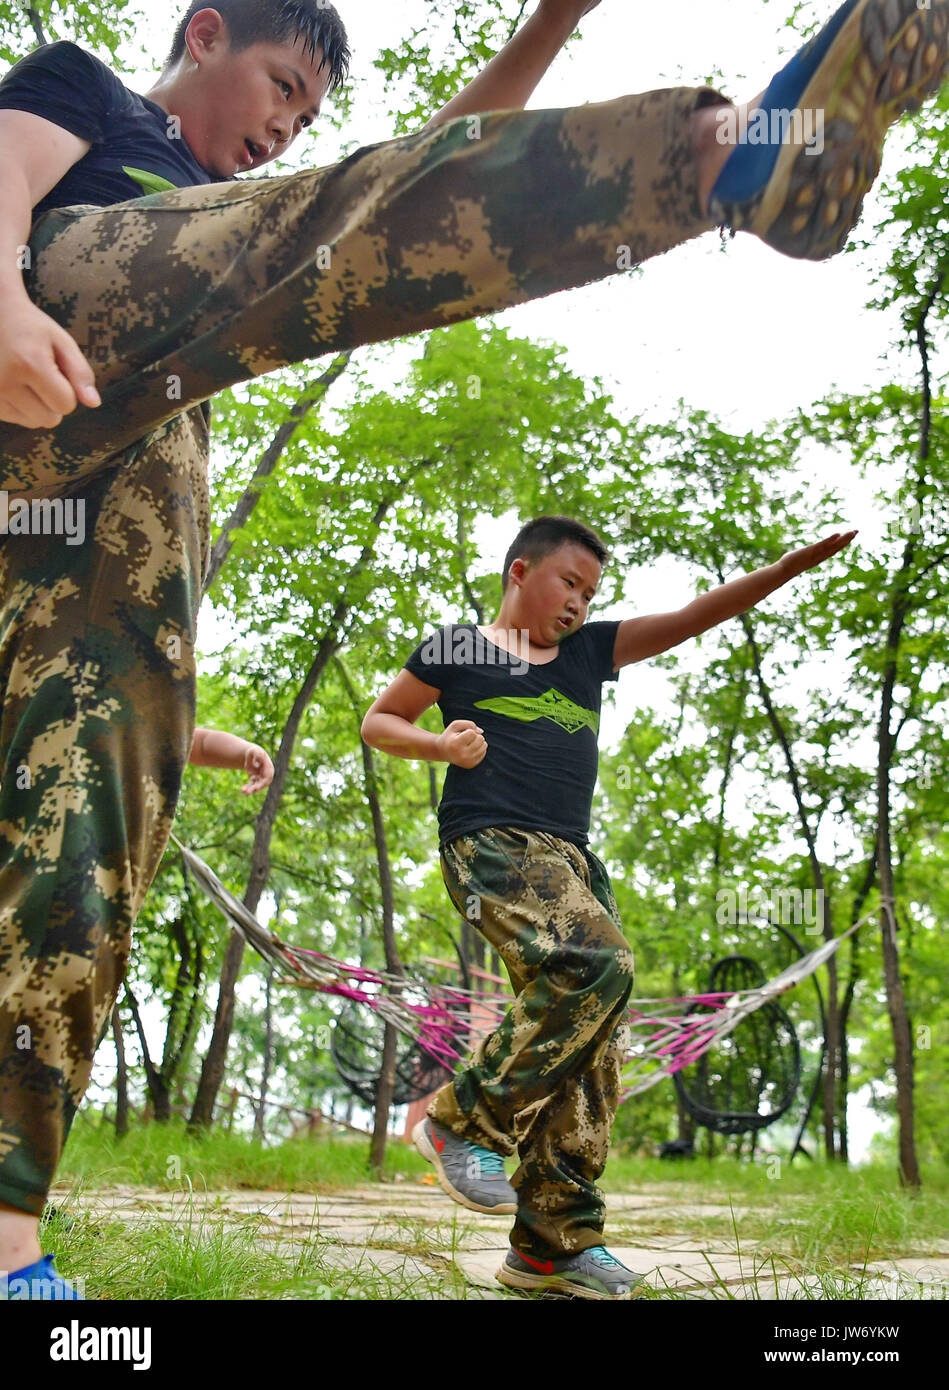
[421,0,601,132]
[189,727,276,793]
[612,531,858,670]
[0,110,101,429]
[362,670,488,768]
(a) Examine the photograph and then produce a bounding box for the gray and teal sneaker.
[413,1117,516,1215]
[497,1245,645,1300]
[710,0,949,259]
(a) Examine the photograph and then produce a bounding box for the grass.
[42,1113,949,1301]
[58,1111,431,1192]
[44,1191,479,1301]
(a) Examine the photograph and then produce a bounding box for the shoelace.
[468,1143,506,1177]
[588,1246,624,1269]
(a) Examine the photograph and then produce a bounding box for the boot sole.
[412,1119,517,1216]
[717,0,949,259]
[496,1262,645,1300]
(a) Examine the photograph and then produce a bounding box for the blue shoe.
[1,1253,84,1300]
[497,1245,645,1300]
[413,1117,517,1215]
[710,0,949,259]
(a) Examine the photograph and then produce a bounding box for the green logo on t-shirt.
[474,688,599,735]
[123,166,178,196]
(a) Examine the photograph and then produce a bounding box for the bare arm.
[421,0,600,133]
[612,531,859,669]
[189,727,275,793]
[362,669,488,768]
[0,109,100,428]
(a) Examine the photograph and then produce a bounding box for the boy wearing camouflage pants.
[362,516,856,1298]
[1,0,947,1297]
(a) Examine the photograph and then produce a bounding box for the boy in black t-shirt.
[362,515,856,1299]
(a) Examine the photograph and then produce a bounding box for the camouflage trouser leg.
[0,84,724,494]
[429,828,635,1260]
[0,83,720,1214]
[0,413,209,1215]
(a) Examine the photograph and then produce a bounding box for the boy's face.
[512,542,602,646]
[183,14,332,178]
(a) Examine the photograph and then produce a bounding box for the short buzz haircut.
[501,516,609,591]
[166,1,351,93]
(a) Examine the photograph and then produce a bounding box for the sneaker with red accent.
[496,1245,645,1300]
[413,1117,516,1215]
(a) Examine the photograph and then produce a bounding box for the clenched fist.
[436,720,488,769]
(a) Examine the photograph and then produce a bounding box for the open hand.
[778,530,858,581]
[241,743,275,794]
[0,300,100,429]
[437,720,488,769]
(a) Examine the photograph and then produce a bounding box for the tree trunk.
[877,662,919,1188]
[837,847,877,1163]
[864,272,948,1190]
[734,605,839,1159]
[335,657,404,1178]
[254,966,276,1140]
[190,500,394,1130]
[370,1022,399,1177]
[112,1006,129,1139]
[25,7,49,46]
[124,985,173,1122]
[203,353,352,594]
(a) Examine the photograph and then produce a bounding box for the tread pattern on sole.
[713,0,949,260]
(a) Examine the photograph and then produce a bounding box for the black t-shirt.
[0,41,219,217]
[404,621,621,847]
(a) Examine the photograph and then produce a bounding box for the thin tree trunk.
[868,270,948,1189]
[203,353,352,595]
[877,634,919,1187]
[732,603,838,1159]
[335,657,404,1177]
[254,966,276,1140]
[371,1023,399,1175]
[112,1006,129,1139]
[190,503,392,1129]
[837,845,877,1162]
[124,985,172,1122]
[25,7,49,46]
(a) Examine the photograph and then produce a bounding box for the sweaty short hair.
[501,516,609,590]
[166,1,351,93]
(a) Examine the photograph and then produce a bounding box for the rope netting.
[173,836,871,1107]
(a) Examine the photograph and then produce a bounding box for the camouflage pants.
[429,828,635,1259]
[0,85,719,1215]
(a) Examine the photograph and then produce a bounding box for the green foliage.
[374,1,535,135]
[0,1,140,66]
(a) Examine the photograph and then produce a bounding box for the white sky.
[78,0,924,1161]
